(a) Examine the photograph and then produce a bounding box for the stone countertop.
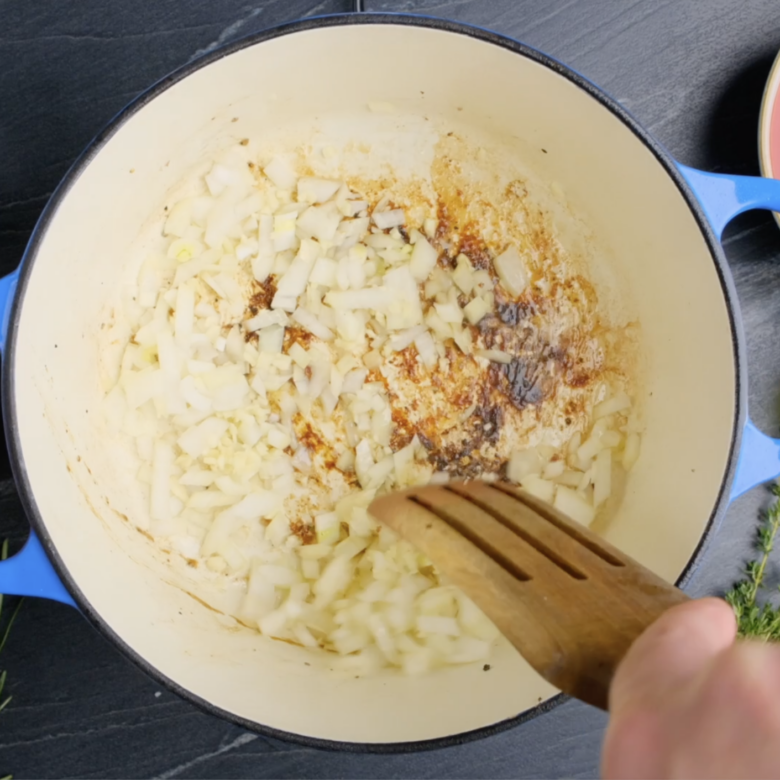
[1,0,780,776]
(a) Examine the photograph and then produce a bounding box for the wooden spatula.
[369,479,688,710]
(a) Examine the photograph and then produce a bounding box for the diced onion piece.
[554,486,596,526]
[543,459,565,479]
[297,202,342,242]
[272,240,317,306]
[292,307,334,341]
[150,441,174,522]
[425,310,451,340]
[452,254,475,294]
[434,301,462,324]
[594,391,631,420]
[414,331,437,368]
[272,212,298,252]
[593,448,612,508]
[177,417,229,458]
[341,368,368,394]
[173,285,195,350]
[315,512,340,545]
[313,556,354,607]
[493,245,528,296]
[372,209,406,229]
[252,214,275,283]
[519,474,555,503]
[554,470,584,488]
[264,156,298,190]
[310,256,337,287]
[245,309,288,332]
[409,236,438,282]
[507,448,544,482]
[464,297,491,325]
[180,376,211,411]
[388,325,426,352]
[475,349,512,364]
[257,324,284,354]
[297,177,341,204]
[452,325,473,355]
[164,198,193,237]
[325,288,392,311]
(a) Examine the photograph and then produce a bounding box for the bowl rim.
[758,46,780,227]
[1,11,743,753]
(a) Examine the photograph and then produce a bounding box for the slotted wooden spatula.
[369,480,688,710]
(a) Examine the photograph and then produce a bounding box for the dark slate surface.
[1,0,780,776]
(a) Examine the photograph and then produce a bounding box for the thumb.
[602,598,736,779]
[609,597,737,718]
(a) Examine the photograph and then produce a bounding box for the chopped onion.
[177,417,229,458]
[325,288,392,312]
[264,156,298,190]
[297,177,341,204]
[464,297,491,325]
[292,307,334,341]
[594,391,631,420]
[452,254,475,295]
[252,214,275,282]
[372,209,406,230]
[554,486,596,526]
[475,349,512,364]
[493,245,528,296]
[110,139,637,679]
[520,474,555,503]
[150,441,174,522]
[297,202,342,242]
[388,325,426,352]
[409,236,438,282]
[593,448,611,508]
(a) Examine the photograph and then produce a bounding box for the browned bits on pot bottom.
[233,159,615,498]
[284,325,315,352]
[457,230,493,271]
[248,278,277,313]
[290,520,316,545]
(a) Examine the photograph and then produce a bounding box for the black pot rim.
[1,11,744,755]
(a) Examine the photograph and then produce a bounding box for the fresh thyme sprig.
[0,539,23,780]
[725,483,780,639]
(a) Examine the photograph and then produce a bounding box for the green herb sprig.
[725,483,780,639]
[0,539,23,780]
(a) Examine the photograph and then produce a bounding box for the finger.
[673,641,780,779]
[609,597,736,717]
[601,598,736,779]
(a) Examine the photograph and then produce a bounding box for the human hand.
[602,597,780,779]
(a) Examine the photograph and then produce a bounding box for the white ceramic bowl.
[2,14,780,751]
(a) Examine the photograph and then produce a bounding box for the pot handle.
[0,269,75,605]
[0,532,74,605]
[731,420,780,501]
[677,164,780,239]
[0,268,19,352]
[678,165,780,499]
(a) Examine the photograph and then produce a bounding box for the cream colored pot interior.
[10,22,736,744]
